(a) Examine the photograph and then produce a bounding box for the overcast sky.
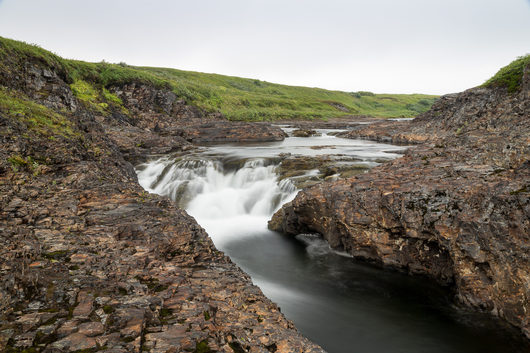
[0,0,529,94]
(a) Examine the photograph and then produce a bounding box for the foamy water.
[135,130,527,353]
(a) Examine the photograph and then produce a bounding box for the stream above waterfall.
[135,128,528,353]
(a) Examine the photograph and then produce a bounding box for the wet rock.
[0,45,324,352]
[185,121,287,143]
[271,77,530,339]
[277,154,368,187]
[278,116,376,129]
[106,83,286,148]
[292,129,320,137]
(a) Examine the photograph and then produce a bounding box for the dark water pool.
[137,130,530,353]
[222,232,529,353]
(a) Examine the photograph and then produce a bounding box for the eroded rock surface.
[0,56,323,351]
[277,155,369,188]
[291,129,320,138]
[270,71,530,338]
[99,83,286,161]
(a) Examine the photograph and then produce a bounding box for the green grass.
[194,340,212,353]
[0,87,77,137]
[484,54,530,93]
[7,154,39,173]
[0,36,65,72]
[136,66,438,120]
[0,36,439,120]
[70,79,110,113]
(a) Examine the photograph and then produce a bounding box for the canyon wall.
[270,65,530,338]
[0,50,321,352]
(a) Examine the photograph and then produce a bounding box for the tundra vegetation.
[0,36,438,121]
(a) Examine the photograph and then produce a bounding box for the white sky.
[0,0,529,94]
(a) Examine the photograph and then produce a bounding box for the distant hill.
[0,36,438,121]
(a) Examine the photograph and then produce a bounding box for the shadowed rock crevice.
[270,63,530,339]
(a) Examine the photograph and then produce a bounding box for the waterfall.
[136,156,297,247]
[133,137,525,353]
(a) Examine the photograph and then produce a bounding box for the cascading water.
[136,131,528,353]
[137,157,296,247]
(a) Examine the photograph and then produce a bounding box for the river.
[135,128,528,353]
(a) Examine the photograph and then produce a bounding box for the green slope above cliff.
[2,36,439,120]
[484,54,530,93]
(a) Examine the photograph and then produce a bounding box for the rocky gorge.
[1,34,529,353]
[0,41,323,352]
[270,61,530,339]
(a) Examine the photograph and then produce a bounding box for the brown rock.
[270,77,530,339]
[0,329,13,351]
[52,332,97,351]
[15,313,41,332]
[69,253,93,264]
[0,41,324,353]
[72,291,93,318]
[78,321,105,337]
[57,320,79,338]
[292,128,320,137]
[12,332,35,348]
[144,326,188,352]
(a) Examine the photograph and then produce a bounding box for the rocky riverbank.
[270,64,530,339]
[0,49,323,351]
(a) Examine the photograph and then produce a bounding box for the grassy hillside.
[0,36,438,120]
[483,54,530,93]
[136,67,437,120]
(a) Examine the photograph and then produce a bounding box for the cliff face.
[102,82,286,161]
[0,50,322,351]
[270,65,530,338]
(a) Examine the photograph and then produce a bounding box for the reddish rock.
[144,325,188,352]
[78,321,105,337]
[28,261,45,268]
[271,75,530,339]
[0,41,323,352]
[72,291,94,319]
[15,313,41,332]
[57,320,80,338]
[51,332,97,351]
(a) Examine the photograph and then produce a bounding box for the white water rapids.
[134,130,526,353]
[136,129,407,248]
[137,157,296,247]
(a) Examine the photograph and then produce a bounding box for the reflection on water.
[136,130,529,353]
[201,129,406,164]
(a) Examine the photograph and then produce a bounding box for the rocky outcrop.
[180,121,287,143]
[276,155,369,188]
[337,120,420,144]
[0,54,323,351]
[106,83,286,148]
[291,129,320,138]
[270,70,530,338]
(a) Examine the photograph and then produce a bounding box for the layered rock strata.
[270,68,530,338]
[0,57,323,351]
